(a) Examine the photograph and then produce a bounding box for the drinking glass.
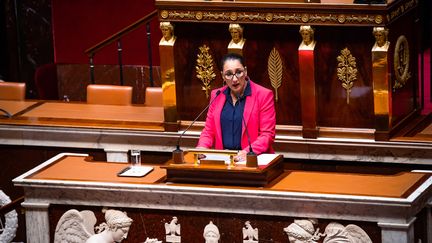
[130,150,141,167]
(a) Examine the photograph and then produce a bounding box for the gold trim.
[337,48,357,105]
[161,10,169,19]
[268,48,283,102]
[337,14,346,24]
[393,35,411,90]
[386,0,418,23]
[196,45,216,98]
[160,9,382,25]
[196,11,203,20]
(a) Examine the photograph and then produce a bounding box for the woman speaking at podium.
[197,53,276,162]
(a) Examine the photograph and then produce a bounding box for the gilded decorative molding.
[196,45,216,98]
[160,10,383,25]
[268,48,283,102]
[393,35,411,90]
[337,48,357,104]
[386,0,418,23]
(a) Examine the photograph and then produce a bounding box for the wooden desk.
[0,100,40,117]
[0,101,166,162]
[11,102,165,130]
[14,153,432,243]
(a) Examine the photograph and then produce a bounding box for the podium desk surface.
[21,154,430,199]
[0,101,165,130]
[0,100,40,117]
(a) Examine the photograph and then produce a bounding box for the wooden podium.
[162,150,284,186]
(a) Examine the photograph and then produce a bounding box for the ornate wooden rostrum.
[156,0,421,141]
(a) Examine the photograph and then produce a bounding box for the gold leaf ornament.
[195,45,216,98]
[337,48,357,104]
[267,48,283,102]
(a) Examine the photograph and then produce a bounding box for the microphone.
[172,90,222,164]
[237,95,258,167]
[0,108,12,118]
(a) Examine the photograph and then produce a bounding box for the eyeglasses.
[223,69,245,80]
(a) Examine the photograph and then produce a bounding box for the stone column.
[378,217,416,243]
[22,201,50,243]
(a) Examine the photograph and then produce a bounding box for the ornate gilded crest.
[337,48,357,104]
[393,35,411,90]
[195,45,216,98]
[267,48,283,102]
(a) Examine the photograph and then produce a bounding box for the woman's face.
[112,227,130,242]
[222,59,247,97]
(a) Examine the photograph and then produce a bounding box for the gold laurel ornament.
[337,48,358,104]
[267,47,283,102]
[196,45,216,98]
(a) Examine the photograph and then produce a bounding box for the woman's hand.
[196,147,207,159]
[234,150,247,162]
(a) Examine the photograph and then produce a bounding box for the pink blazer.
[197,80,276,154]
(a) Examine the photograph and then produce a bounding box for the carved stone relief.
[54,208,133,243]
[165,216,181,242]
[0,190,18,243]
[203,221,220,243]
[144,238,162,243]
[242,220,258,243]
[284,219,372,243]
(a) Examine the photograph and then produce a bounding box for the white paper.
[200,154,231,164]
[118,166,153,177]
[235,153,278,166]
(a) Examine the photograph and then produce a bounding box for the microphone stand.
[237,95,257,167]
[173,90,222,164]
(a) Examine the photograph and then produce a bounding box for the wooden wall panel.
[158,0,422,139]
[387,9,420,127]
[316,26,375,129]
[174,22,301,125]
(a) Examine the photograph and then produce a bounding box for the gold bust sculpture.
[299,25,316,49]
[159,22,176,46]
[228,24,245,49]
[372,27,389,50]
